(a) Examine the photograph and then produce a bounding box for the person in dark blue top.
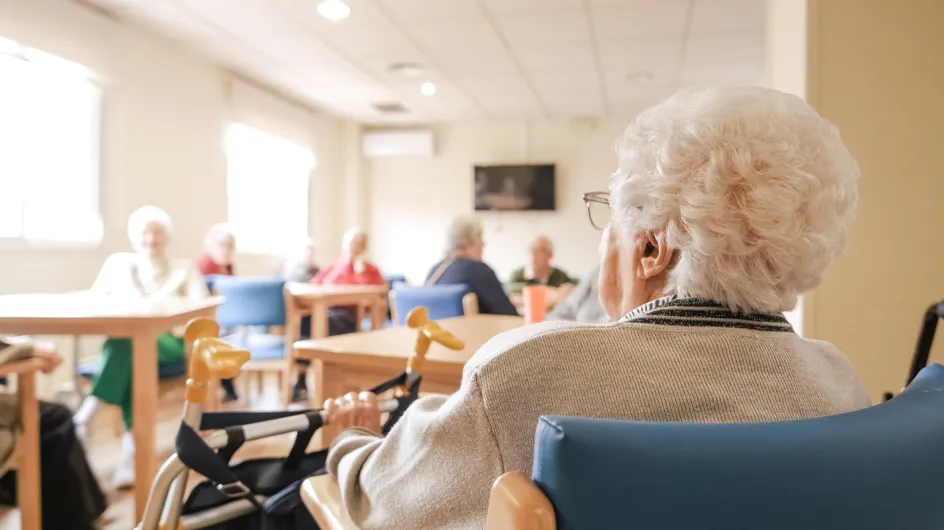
[425,216,518,316]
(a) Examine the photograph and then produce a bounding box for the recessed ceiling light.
[420,81,436,96]
[317,0,351,22]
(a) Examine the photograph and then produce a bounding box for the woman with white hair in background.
[292,227,385,400]
[195,223,239,401]
[72,205,209,488]
[196,223,236,276]
[424,216,518,315]
[318,86,871,529]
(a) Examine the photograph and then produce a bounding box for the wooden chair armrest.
[388,291,400,326]
[485,471,556,530]
[0,359,45,378]
[462,293,479,316]
[302,475,362,530]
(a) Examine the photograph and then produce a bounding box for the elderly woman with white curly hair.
[319,86,871,529]
[72,205,208,488]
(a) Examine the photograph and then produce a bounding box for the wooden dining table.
[294,314,524,444]
[283,283,389,341]
[0,293,222,522]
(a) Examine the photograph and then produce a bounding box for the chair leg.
[254,372,265,395]
[281,367,293,407]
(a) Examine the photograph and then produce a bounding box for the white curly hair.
[610,86,860,313]
[127,205,172,246]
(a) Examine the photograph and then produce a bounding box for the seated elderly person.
[195,223,239,401]
[546,265,609,323]
[73,205,209,488]
[282,237,320,283]
[196,223,236,276]
[508,235,575,290]
[424,216,517,315]
[0,339,107,529]
[321,86,870,529]
[294,227,384,401]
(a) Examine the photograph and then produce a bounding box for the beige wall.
[367,118,632,284]
[778,0,944,400]
[0,0,352,296]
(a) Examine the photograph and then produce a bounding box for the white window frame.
[0,36,103,249]
[224,123,315,256]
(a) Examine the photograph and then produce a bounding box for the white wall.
[0,0,352,295]
[367,118,632,283]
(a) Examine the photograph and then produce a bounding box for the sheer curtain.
[225,123,314,255]
[0,38,102,244]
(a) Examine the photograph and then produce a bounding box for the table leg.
[283,304,299,406]
[17,370,41,530]
[314,361,343,447]
[311,302,329,339]
[369,297,387,330]
[132,331,158,522]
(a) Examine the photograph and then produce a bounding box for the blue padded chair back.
[391,283,468,325]
[533,363,944,530]
[213,276,286,328]
[384,274,407,286]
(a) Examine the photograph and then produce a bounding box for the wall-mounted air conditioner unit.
[362,130,434,159]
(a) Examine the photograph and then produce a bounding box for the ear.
[637,231,674,280]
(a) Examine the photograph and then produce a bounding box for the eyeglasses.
[583,191,610,230]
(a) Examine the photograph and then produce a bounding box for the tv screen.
[473,164,556,211]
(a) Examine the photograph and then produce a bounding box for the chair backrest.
[389,284,469,326]
[384,274,407,286]
[213,276,286,328]
[528,363,944,530]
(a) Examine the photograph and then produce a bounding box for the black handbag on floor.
[176,371,421,530]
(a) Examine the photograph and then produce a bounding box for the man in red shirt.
[294,227,385,400]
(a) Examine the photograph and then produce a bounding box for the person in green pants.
[89,334,185,430]
[72,205,210,489]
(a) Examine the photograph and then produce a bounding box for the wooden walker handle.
[183,317,251,404]
[403,307,465,376]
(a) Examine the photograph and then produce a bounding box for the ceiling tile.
[458,76,535,99]
[514,42,595,71]
[430,47,520,78]
[406,18,500,51]
[590,0,689,40]
[684,34,765,65]
[690,0,765,37]
[596,38,682,70]
[480,0,582,15]
[374,0,483,24]
[528,71,600,93]
[177,0,297,40]
[495,10,591,45]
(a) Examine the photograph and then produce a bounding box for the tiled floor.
[0,376,309,529]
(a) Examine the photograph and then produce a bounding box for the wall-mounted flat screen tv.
[473,164,556,211]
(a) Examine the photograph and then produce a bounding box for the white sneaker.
[113,449,135,490]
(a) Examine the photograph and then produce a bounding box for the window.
[225,123,314,255]
[0,37,102,245]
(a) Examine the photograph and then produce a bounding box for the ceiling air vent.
[372,102,409,114]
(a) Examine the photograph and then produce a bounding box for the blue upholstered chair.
[213,276,293,404]
[486,363,944,530]
[388,283,478,326]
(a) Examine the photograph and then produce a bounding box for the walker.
[884,300,944,401]
[137,307,464,530]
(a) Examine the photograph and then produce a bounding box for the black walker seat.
[177,371,422,530]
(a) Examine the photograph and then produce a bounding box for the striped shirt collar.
[619,295,795,333]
